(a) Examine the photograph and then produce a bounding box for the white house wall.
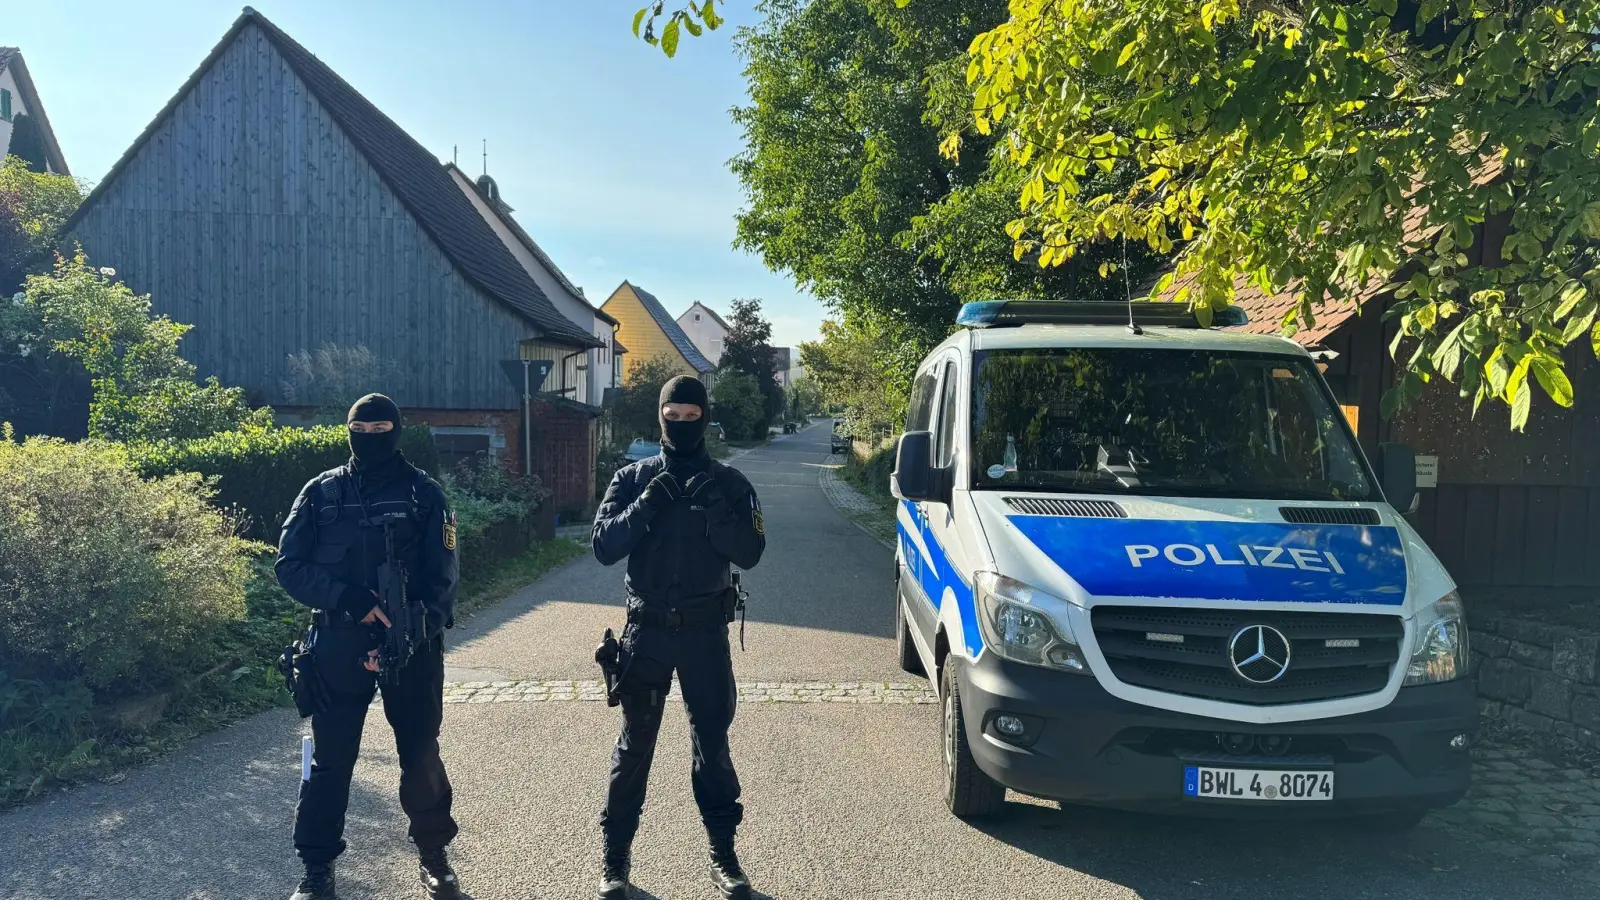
[451,167,614,406]
[677,302,727,366]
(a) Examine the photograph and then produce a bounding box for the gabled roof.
[61,8,599,349]
[0,47,71,176]
[682,300,731,334]
[611,282,716,373]
[447,163,617,327]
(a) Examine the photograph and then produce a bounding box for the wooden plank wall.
[68,24,533,412]
[1388,337,1600,589]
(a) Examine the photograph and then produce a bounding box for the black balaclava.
[347,393,404,475]
[658,375,709,459]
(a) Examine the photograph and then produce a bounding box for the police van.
[891,300,1474,827]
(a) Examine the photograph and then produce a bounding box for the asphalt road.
[1,419,1591,900]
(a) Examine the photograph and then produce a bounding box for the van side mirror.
[892,431,950,503]
[1378,442,1418,515]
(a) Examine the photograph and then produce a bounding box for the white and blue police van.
[891,300,1475,828]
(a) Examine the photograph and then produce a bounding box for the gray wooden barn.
[61,7,607,507]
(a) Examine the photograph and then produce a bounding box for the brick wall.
[407,405,596,515]
[1472,610,1600,748]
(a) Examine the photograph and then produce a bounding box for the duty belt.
[626,604,728,629]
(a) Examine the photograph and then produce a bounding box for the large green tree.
[641,0,1600,430]
[718,297,783,431]
[959,0,1600,429]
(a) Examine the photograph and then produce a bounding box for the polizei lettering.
[1125,543,1346,575]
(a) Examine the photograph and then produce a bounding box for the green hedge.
[128,425,440,539]
[843,444,896,505]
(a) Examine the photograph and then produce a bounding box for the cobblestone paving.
[818,453,897,548]
[1429,742,1600,876]
[441,679,939,705]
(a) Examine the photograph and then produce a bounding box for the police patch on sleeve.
[751,494,764,535]
[443,510,457,551]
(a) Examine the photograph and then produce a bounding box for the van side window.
[906,371,938,432]
[934,360,960,467]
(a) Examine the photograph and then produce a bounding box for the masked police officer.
[592,375,767,900]
[276,394,467,900]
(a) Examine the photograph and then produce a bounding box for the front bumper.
[957,654,1476,818]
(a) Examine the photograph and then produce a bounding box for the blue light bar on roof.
[956,300,1248,330]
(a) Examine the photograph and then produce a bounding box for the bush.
[843,444,896,505]
[0,432,254,691]
[129,424,439,539]
[711,370,766,441]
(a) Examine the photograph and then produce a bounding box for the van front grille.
[1090,606,1403,705]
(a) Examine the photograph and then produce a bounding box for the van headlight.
[1403,591,1469,686]
[974,572,1090,674]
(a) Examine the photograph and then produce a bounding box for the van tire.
[896,590,924,676]
[941,663,1005,819]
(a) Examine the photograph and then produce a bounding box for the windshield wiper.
[974,481,1132,495]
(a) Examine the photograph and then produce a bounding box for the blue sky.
[7,0,825,347]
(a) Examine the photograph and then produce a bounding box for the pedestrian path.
[442,679,937,705]
[817,453,897,548]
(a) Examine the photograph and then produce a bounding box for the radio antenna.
[1123,233,1142,335]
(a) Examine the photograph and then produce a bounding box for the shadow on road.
[970,799,1587,899]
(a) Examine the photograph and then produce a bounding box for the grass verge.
[0,538,586,809]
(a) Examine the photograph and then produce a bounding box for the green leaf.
[1118,41,1137,67]
[1594,320,1600,359]
[1530,355,1575,407]
[1555,281,1587,320]
[632,6,648,37]
[662,17,681,57]
[1380,387,1404,420]
[1581,202,1600,241]
[683,15,703,37]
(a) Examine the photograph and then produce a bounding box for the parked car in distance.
[783,421,798,434]
[709,422,727,441]
[623,438,661,462]
[830,426,849,455]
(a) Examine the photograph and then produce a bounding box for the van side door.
[918,355,967,652]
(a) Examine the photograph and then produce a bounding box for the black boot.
[708,835,751,900]
[597,835,632,900]
[290,861,336,900]
[419,848,469,900]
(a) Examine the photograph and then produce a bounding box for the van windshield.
[969,348,1375,501]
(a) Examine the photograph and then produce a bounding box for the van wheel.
[896,591,924,676]
[941,663,1005,819]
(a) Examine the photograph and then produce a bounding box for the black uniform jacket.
[593,451,765,611]
[276,460,459,638]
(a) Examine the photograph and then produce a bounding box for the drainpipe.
[522,359,532,476]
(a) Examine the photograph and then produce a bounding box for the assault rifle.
[375,512,428,687]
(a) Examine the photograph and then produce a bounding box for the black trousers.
[294,637,458,865]
[600,621,743,843]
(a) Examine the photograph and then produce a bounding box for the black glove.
[685,472,727,509]
[640,472,682,510]
[337,583,375,617]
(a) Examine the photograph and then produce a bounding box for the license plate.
[1183,766,1334,801]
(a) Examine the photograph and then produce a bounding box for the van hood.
[969,491,1452,617]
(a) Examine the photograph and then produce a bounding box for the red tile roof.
[1146,165,1498,346]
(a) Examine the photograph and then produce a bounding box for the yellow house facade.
[601,281,717,390]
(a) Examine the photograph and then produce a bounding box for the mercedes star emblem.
[1228,624,1292,684]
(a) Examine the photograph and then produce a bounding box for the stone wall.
[1471,609,1600,748]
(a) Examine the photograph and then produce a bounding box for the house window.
[430,427,498,472]
[0,89,10,122]
[695,313,702,321]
